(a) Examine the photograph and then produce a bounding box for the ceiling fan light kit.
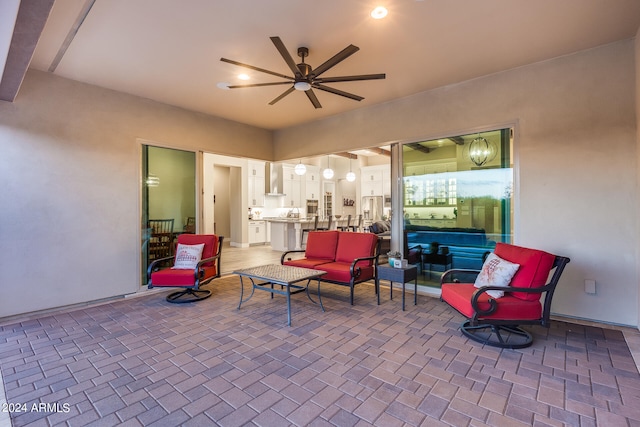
[220,37,385,108]
[294,81,311,91]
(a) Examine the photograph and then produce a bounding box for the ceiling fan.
[220,36,385,108]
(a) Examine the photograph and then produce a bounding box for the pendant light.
[322,156,334,179]
[346,154,356,182]
[468,133,497,166]
[294,160,306,175]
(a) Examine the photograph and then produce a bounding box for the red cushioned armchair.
[147,234,223,303]
[441,243,569,349]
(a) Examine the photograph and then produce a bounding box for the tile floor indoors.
[0,244,639,426]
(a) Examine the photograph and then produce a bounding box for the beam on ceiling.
[333,152,358,159]
[0,0,54,102]
[406,143,430,154]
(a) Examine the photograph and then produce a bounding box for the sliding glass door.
[141,145,196,285]
[402,128,513,287]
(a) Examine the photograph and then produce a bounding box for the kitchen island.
[266,218,314,251]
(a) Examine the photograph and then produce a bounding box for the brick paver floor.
[1,275,638,426]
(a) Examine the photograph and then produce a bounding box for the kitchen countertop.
[263,217,314,223]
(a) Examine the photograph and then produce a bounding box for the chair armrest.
[147,255,174,277]
[470,283,555,316]
[349,254,379,279]
[280,249,306,264]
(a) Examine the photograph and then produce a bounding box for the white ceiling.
[13,0,640,130]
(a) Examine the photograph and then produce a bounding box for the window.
[402,128,513,287]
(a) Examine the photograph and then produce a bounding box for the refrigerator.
[362,196,383,221]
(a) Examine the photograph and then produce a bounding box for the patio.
[1,274,639,426]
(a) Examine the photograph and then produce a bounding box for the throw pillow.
[474,252,520,298]
[172,243,205,269]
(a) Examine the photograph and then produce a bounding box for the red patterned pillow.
[474,253,520,298]
[172,243,204,269]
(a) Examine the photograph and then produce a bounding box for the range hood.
[265,162,286,196]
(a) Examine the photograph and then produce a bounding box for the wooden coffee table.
[234,264,326,326]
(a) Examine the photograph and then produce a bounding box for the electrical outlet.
[584,279,596,294]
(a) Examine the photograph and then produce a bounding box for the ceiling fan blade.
[220,57,293,80]
[269,86,295,105]
[305,89,322,109]
[310,44,359,78]
[270,36,302,78]
[227,81,292,89]
[313,84,364,101]
[314,73,386,83]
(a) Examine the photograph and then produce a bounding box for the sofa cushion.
[335,232,378,265]
[152,266,217,287]
[493,243,555,301]
[305,230,339,261]
[318,262,375,284]
[283,258,330,269]
[441,283,542,320]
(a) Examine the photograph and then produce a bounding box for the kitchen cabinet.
[248,220,266,245]
[360,165,390,197]
[403,161,457,207]
[282,165,302,208]
[303,165,320,200]
[248,160,265,207]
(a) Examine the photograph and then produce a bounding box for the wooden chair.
[441,243,570,348]
[183,216,196,233]
[147,234,224,303]
[148,219,174,261]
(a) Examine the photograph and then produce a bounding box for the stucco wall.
[0,41,638,326]
[0,70,271,318]
[275,40,639,326]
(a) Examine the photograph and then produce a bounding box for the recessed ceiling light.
[238,73,250,80]
[370,6,388,19]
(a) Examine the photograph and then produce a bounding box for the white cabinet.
[248,160,265,207]
[248,220,266,245]
[361,165,390,197]
[382,168,391,196]
[304,166,320,200]
[282,165,302,208]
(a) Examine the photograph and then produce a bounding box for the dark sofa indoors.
[368,221,497,270]
[405,224,496,270]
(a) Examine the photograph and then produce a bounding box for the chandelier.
[468,134,497,166]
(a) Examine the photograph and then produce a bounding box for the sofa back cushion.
[177,234,219,269]
[306,230,339,260]
[494,242,555,301]
[335,232,378,265]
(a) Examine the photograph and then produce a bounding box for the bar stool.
[337,214,352,231]
[317,215,333,231]
[348,214,362,232]
[301,216,319,244]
